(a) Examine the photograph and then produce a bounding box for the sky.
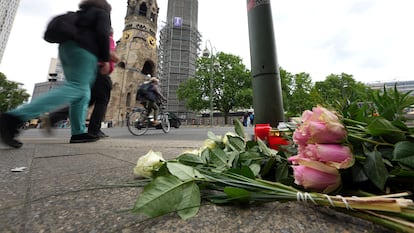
[1,0,414,96]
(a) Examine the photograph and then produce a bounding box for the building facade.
[31,58,65,100]
[367,80,414,96]
[106,0,159,126]
[0,0,20,64]
[158,0,201,121]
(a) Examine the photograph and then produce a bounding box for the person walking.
[0,0,112,148]
[44,27,119,138]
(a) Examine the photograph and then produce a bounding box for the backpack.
[136,82,152,100]
[44,11,79,43]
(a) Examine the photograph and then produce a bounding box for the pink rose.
[289,144,354,169]
[291,159,341,193]
[293,121,347,144]
[303,106,341,123]
[293,106,347,145]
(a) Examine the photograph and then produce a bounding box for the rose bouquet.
[130,106,414,232]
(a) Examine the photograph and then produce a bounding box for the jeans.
[88,73,112,135]
[48,73,112,135]
[9,41,97,135]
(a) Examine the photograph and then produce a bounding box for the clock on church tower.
[105,0,159,126]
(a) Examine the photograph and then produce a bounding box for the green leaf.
[177,182,201,220]
[209,148,231,169]
[260,156,277,178]
[133,175,195,218]
[389,167,414,177]
[234,119,246,138]
[239,151,263,162]
[223,186,251,202]
[257,138,279,158]
[167,162,204,181]
[275,161,289,182]
[228,166,255,179]
[200,148,209,164]
[226,151,239,167]
[351,162,369,183]
[363,150,388,190]
[249,163,261,177]
[227,135,246,152]
[365,117,406,141]
[177,153,205,165]
[393,141,414,169]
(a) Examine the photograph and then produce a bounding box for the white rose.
[133,150,165,178]
[203,139,216,149]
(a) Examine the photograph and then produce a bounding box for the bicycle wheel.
[127,111,149,136]
[160,113,170,133]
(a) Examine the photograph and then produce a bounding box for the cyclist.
[137,77,166,125]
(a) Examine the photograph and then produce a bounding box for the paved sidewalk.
[0,135,392,233]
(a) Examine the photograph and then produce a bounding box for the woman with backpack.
[0,0,112,148]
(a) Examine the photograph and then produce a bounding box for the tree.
[0,72,30,113]
[177,52,252,124]
[279,67,294,114]
[287,72,315,117]
[312,73,372,116]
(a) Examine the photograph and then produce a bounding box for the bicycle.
[127,101,170,136]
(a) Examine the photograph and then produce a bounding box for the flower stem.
[343,118,368,126]
[347,134,394,147]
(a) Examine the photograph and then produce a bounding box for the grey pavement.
[0,129,393,233]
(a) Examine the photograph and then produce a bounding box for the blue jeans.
[9,41,97,135]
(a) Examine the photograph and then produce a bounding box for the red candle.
[268,135,289,150]
[254,124,271,141]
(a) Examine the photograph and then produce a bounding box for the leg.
[0,42,98,147]
[148,101,159,124]
[88,74,112,136]
[59,42,98,136]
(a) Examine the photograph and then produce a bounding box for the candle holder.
[268,129,289,150]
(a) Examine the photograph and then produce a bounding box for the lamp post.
[202,40,219,127]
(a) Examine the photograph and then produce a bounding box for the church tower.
[105,0,159,126]
[158,0,200,121]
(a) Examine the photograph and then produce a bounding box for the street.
[18,125,255,142]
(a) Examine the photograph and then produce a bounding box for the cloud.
[1,0,414,97]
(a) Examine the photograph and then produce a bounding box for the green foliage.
[371,84,414,121]
[313,73,373,116]
[0,72,30,112]
[344,112,414,192]
[133,120,289,219]
[363,149,388,190]
[131,118,414,231]
[393,141,414,169]
[279,71,373,118]
[288,72,315,116]
[132,174,200,220]
[177,52,252,124]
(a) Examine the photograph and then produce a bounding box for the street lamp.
[202,40,219,127]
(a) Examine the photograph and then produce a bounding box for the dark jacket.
[75,5,111,62]
[146,84,158,102]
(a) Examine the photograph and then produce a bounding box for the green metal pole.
[246,0,284,127]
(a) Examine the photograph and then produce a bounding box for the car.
[155,111,181,129]
[167,112,181,128]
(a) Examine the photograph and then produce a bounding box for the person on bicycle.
[141,77,166,125]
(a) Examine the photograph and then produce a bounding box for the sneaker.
[69,133,99,143]
[40,115,53,136]
[0,113,23,148]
